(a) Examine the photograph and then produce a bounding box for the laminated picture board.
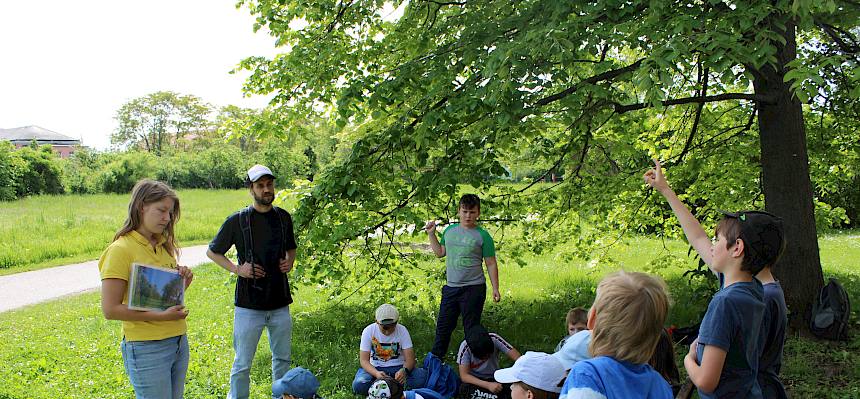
[127,263,185,311]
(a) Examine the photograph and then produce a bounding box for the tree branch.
[533,59,645,107]
[819,23,860,55]
[613,93,774,113]
[420,0,467,6]
[326,0,355,34]
[678,63,709,161]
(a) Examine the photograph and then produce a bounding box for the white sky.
[0,1,281,150]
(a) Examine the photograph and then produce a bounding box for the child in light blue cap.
[272,367,323,399]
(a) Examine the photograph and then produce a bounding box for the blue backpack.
[405,388,446,399]
[418,352,460,399]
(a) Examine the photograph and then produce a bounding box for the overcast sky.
[0,1,280,150]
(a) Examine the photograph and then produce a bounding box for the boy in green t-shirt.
[425,194,500,359]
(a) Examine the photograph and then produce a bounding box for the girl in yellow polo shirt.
[99,179,193,399]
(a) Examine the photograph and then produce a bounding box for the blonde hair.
[588,271,670,364]
[113,179,181,258]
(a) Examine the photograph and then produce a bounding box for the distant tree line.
[0,91,340,199]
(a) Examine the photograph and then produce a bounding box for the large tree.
[237,0,859,328]
[112,91,212,155]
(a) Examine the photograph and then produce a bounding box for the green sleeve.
[478,228,495,257]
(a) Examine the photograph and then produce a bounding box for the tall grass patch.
[0,190,254,274]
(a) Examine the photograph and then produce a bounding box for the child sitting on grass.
[494,351,567,399]
[559,271,673,399]
[555,307,588,352]
[352,304,428,395]
[457,324,521,399]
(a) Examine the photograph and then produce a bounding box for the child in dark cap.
[456,324,521,399]
[645,160,787,398]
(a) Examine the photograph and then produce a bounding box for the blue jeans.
[121,335,189,399]
[229,305,293,399]
[352,365,429,395]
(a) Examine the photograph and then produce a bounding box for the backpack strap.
[275,206,288,259]
[239,206,263,291]
[239,206,254,265]
[275,206,290,293]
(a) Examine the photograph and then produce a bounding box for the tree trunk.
[752,21,823,331]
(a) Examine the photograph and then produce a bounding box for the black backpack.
[810,277,851,341]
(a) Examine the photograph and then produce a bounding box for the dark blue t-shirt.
[209,206,297,310]
[758,281,788,399]
[696,279,765,399]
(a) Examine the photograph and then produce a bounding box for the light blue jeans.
[229,305,293,399]
[121,335,189,399]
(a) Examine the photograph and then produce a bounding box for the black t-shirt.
[209,206,298,310]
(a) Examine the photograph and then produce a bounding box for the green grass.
[0,190,260,275]
[0,231,857,398]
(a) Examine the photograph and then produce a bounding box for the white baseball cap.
[375,303,399,325]
[247,164,276,182]
[494,351,567,393]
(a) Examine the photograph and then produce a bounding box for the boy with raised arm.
[644,160,786,398]
[424,194,500,359]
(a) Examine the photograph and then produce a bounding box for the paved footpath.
[0,244,212,313]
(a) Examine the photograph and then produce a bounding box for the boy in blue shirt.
[425,194,500,359]
[645,160,786,398]
[559,271,673,399]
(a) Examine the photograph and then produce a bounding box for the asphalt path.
[0,245,212,313]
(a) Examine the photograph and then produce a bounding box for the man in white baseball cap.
[207,163,299,399]
[246,164,276,184]
[494,352,566,399]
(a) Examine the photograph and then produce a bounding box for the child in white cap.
[494,352,567,399]
[352,304,429,395]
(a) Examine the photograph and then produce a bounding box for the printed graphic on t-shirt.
[447,235,480,268]
[371,337,401,362]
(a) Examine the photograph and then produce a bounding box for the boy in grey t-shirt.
[456,325,520,399]
[425,194,500,359]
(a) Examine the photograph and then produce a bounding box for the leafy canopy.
[235,0,859,294]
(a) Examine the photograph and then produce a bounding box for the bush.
[61,147,101,194]
[187,146,245,189]
[155,151,195,188]
[96,151,158,194]
[255,140,308,187]
[0,142,17,201]
[9,144,64,197]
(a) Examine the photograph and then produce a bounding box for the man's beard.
[253,192,274,206]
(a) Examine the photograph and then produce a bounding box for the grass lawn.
[0,231,857,398]
[0,189,259,275]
